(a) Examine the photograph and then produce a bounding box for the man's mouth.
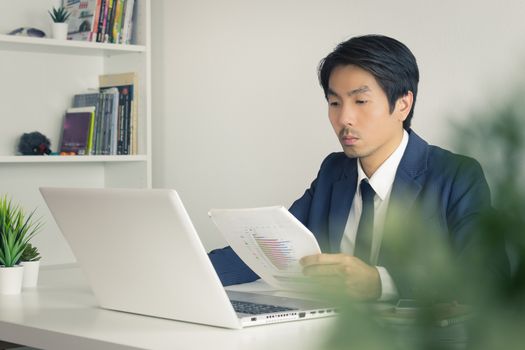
[341,135,359,146]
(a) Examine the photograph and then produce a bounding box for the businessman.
[209,35,509,301]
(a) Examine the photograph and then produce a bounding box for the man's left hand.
[300,253,381,301]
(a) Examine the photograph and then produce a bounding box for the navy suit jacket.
[209,130,509,298]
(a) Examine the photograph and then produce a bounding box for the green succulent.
[0,196,42,267]
[21,243,41,262]
[48,6,71,23]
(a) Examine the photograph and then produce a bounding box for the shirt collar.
[357,130,409,201]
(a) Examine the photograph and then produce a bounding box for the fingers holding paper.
[300,253,381,301]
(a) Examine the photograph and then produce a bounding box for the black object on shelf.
[18,131,52,155]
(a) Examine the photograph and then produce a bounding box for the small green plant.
[48,6,71,23]
[21,243,41,262]
[0,196,42,267]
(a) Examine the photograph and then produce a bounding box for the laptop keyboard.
[231,300,296,315]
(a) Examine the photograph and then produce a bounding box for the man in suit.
[209,35,509,301]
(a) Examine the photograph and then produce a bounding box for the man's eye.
[329,101,340,107]
[356,100,368,105]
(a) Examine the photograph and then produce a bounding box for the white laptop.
[39,187,335,329]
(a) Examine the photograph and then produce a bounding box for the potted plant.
[20,243,41,288]
[0,196,42,294]
[48,6,71,40]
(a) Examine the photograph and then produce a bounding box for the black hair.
[318,35,419,130]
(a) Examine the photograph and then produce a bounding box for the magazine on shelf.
[59,106,96,155]
[65,0,100,41]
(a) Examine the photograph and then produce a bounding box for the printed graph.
[252,233,294,270]
[240,225,298,271]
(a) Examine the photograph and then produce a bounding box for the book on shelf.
[106,0,125,43]
[103,0,116,43]
[101,88,120,155]
[99,72,138,155]
[98,0,110,42]
[64,0,100,41]
[96,0,108,42]
[120,0,135,44]
[112,0,125,44]
[72,89,120,155]
[72,90,112,155]
[59,106,96,155]
[88,0,135,43]
[68,72,138,156]
[90,0,103,41]
[72,91,101,154]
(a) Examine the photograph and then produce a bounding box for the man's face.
[327,65,410,173]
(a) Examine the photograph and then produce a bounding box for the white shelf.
[0,34,146,56]
[1,0,151,265]
[0,155,148,163]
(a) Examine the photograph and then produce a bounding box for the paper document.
[209,206,321,290]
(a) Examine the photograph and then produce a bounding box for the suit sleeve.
[447,158,510,289]
[208,246,260,286]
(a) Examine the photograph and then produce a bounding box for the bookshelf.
[0,33,146,54]
[0,0,151,265]
[0,155,148,163]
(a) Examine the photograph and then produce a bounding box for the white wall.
[151,0,525,250]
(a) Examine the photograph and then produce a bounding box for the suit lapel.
[380,131,429,262]
[328,160,357,253]
[387,170,423,221]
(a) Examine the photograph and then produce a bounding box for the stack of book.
[65,0,136,44]
[59,72,138,155]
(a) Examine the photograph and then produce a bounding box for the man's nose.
[338,104,356,126]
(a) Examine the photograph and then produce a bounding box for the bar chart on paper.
[244,227,297,271]
[209,206,322,289]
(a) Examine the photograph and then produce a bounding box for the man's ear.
[395,91,414,122]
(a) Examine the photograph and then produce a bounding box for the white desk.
[0,265,335,350]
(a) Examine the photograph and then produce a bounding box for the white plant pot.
[21,260,40,288]
[52,22,68,40]
[0,265,24,295]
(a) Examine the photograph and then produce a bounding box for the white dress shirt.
[340,130,409,301]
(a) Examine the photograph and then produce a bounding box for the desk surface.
[0,265,334,350]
